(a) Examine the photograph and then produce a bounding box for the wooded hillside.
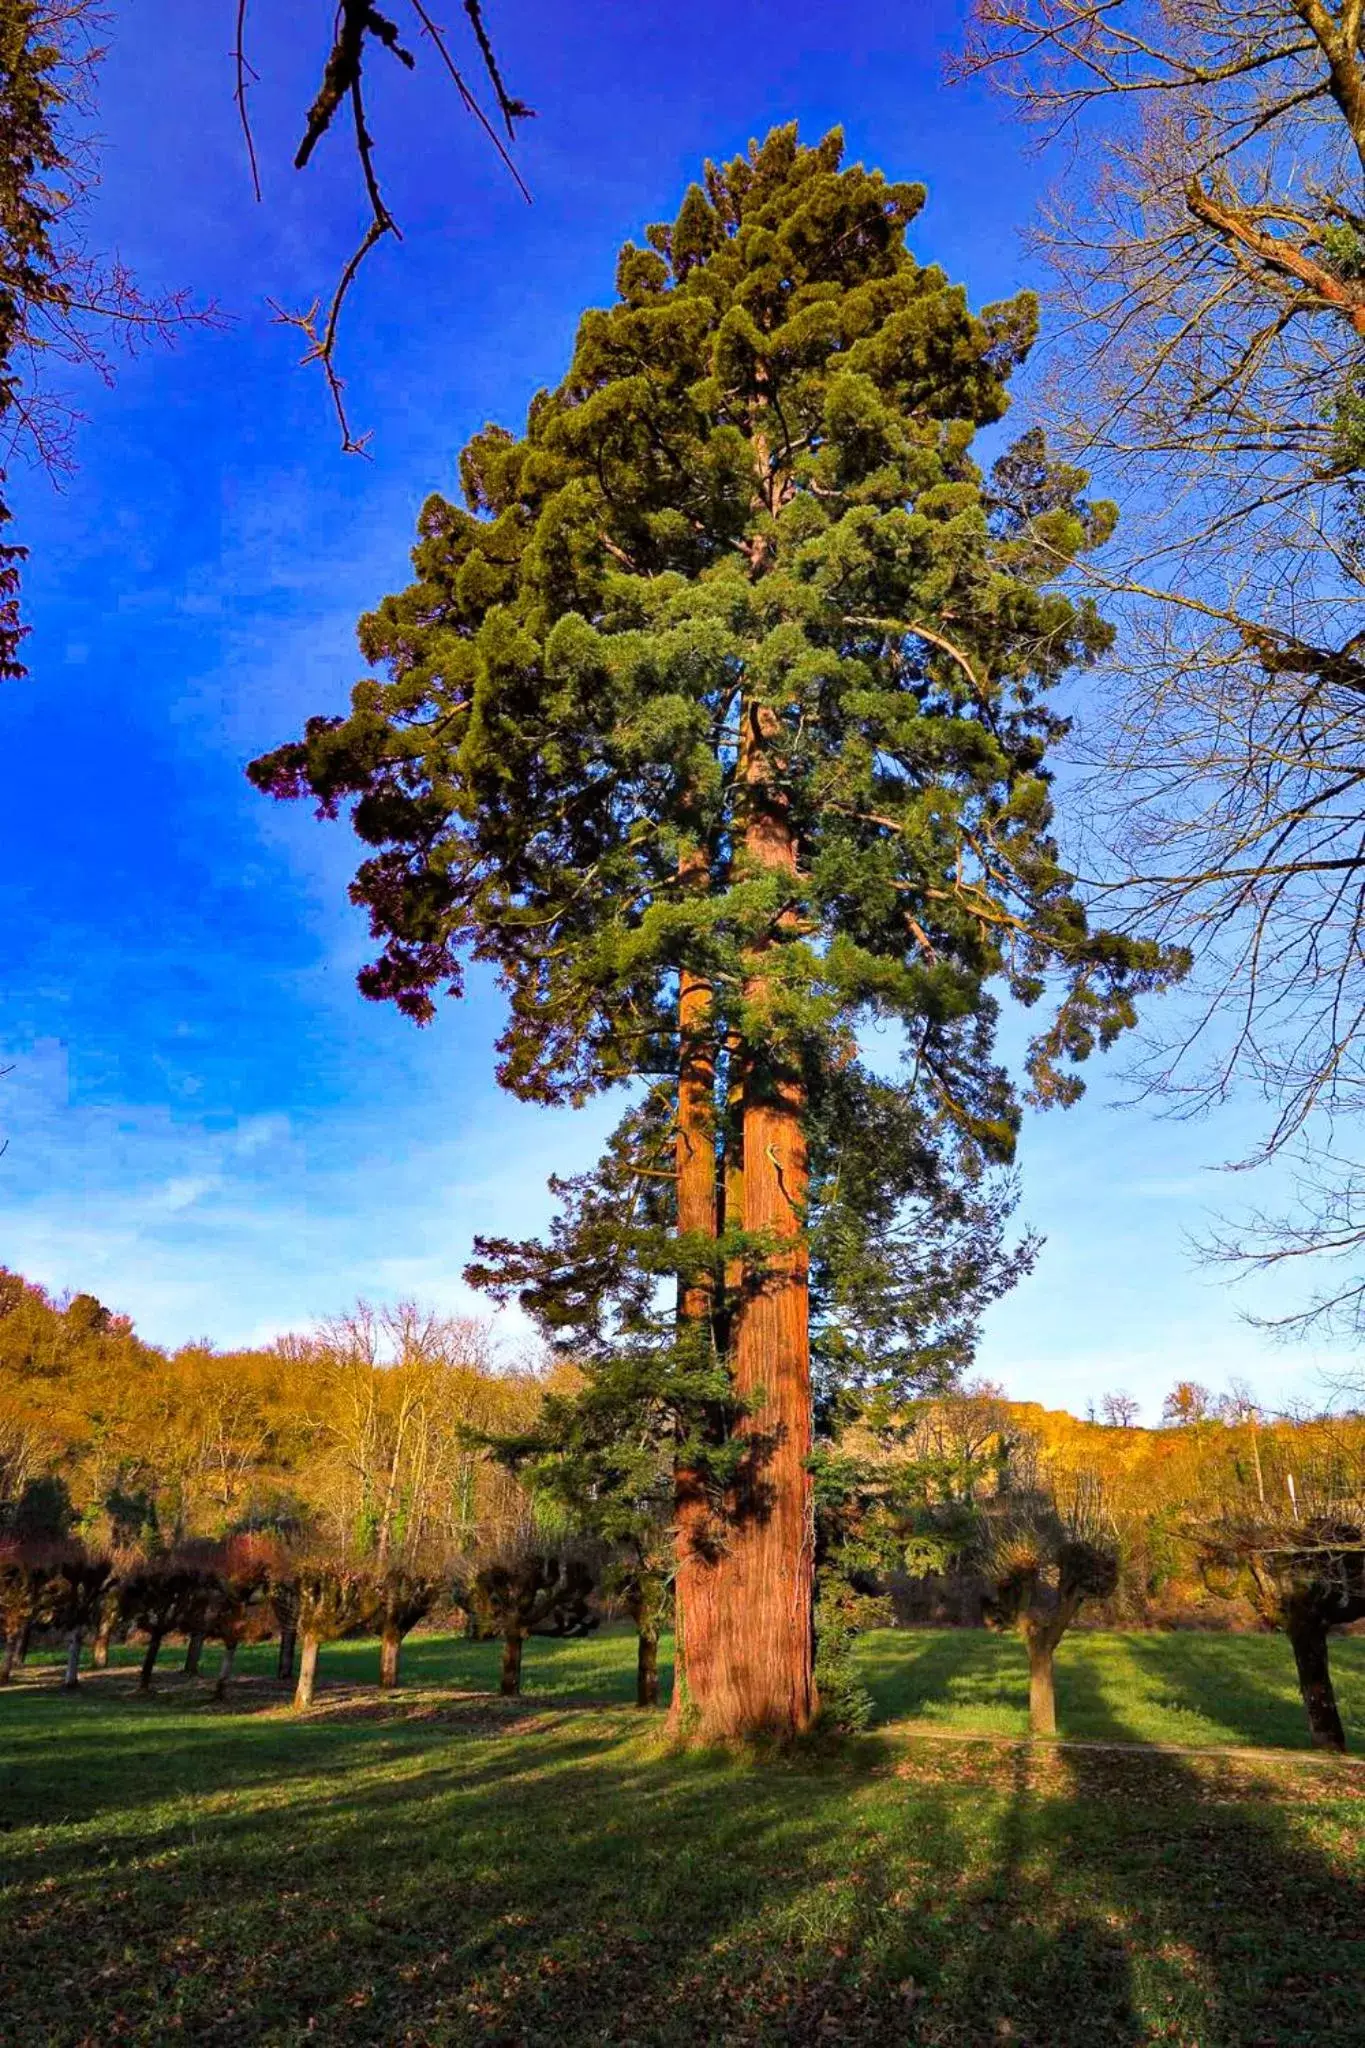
[4,1266,1358,1634]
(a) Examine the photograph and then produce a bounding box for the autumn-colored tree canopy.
[0,1273,547,1562]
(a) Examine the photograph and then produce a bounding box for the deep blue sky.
[0,0,1341,1414]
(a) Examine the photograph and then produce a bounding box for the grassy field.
[2,1628,1363,2045]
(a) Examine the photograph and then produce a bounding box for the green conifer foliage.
[251,125,1181,1738]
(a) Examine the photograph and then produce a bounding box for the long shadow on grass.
[1122,1630,1365,1753]
[1039,1639,1143,1743]
[4,1685,1364,2045]
[0,1687,624,1832]
[858,1626,1022,1727]
[0,1713,1151,2046]
[860,1627,1141,1742]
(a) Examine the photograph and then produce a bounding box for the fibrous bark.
[670,960,721,1731]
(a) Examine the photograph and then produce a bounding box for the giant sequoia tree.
[252,126,1176,1739]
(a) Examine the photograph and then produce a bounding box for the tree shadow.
[4,1669,1364,2044]
[0,1709,1152,2044]
[858,1625,1025,1728]
[1039,1638,1145,1743]
[1121,1629,1365,1752]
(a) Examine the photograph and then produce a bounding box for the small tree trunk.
[379,1624,401,1690]
[214,1640,237,1700]
[17,1617,31,1665]
[0,1630,19,1684]
[1287,1613,1346,1752]
[277,1624,297,1682]
[92,1615,114,1669]
[293,1634,320,1710]
[183,1631,205,1676]
[1027,1636,1058,1737]
[637,1629,660,1708]
[138,1626,166,1693]
[62,1628,84,1691]
[500,1632,524,1697]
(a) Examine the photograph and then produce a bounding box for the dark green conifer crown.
[252,123,1180,1127]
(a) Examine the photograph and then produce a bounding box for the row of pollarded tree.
[978,1487,1365,1752]
[826,1402,1365,1753]
[0,1530,662,1710]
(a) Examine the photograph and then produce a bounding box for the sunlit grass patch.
[2,1648,1363,2046]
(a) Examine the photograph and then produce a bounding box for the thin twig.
[233,0,261,204]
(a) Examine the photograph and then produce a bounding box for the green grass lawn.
[42,1618,1364,1751]
[2,1629,1363,2045]
[859,1626,1365,1750]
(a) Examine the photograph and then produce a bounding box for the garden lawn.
[1,1631,1362,2045]
[36,1621,1364,1752]
[859,1625,1365,1750]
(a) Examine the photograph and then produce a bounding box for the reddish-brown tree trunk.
[679,702,816,1741]
[379,1624,401,1690]
[500,1631,525,1697]
[92,1615,114,1669]
[277,1624,297,1683]
[293,1634,320,1710]
[183,1631,205,1676]
[710,1058,815,1739]
[0,1630,19,1684]
[670,956,722,1733]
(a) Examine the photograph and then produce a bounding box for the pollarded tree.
[119,1554,214,1693]
[376,1563,443,1690]
[0,1535,58,1682]
[1190,1445,1365,1752]
[287,1559,380,1711]
[205,1535,275,1699]
[49,1545,114,1691]
[252,124,1178,1739]
[467,1546,598,1698]
[981,1478,1119,1737]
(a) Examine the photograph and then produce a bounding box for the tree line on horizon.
[3,1267,1363,1747]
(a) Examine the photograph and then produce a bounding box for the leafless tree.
[1100,1389,1141,1428]
[956,4,1365,1333]
[0,3,528,680]
[0,0,210,675]
[1162,1380,1214,1426]
[239,0,532,451]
